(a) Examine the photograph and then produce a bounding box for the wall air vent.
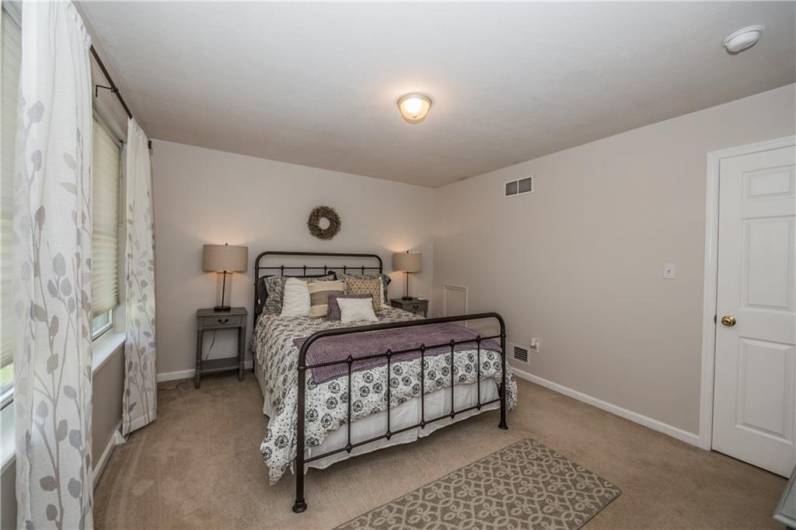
[505,176,534,197]
[513,344,529,363]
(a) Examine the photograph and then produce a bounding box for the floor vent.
[505,176,535,197]
[513,345,529,363]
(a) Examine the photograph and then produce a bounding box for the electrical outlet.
[530,337,540,353]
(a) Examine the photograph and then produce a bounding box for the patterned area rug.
[336,438,621,530]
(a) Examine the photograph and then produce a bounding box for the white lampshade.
[393,252,422,273]
[202,244,248,273]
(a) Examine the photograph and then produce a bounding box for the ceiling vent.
[512,344,529,363]
[505,176,534,197]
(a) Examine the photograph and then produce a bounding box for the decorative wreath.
[307,206,341,240]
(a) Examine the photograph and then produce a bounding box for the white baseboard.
[511,366,701,448]
[157,360,254,383]
[156,368,195,382]
[93,421,122,488]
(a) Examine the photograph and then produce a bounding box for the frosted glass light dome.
[397,93,432,124]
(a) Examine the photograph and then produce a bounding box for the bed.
[251,251,516,512]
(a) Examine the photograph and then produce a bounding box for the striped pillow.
[307,280,345,318]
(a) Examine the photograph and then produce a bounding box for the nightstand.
[390,298,429,317]
[195,307,247,388]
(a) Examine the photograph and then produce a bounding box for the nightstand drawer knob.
[218,318,229,324]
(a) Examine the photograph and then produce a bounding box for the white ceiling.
[78,2,795,187]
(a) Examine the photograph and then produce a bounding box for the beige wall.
[151,140,435,376]
[91,346,124,467]
[432,84,796,435]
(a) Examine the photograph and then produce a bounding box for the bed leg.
[499,324,508,430]
[499,387,508,431]
[293,446,307,513]
[293,446,306,513]
[294,360,308,513]
[292,497,307,513]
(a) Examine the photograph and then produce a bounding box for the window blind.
[91,117,121,316]
[1,8,21,392]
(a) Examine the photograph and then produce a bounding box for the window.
[1,6,21,406]
[91,117,121,339]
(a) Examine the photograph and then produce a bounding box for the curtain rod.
[90,45,152,149]
[90,45,131,119]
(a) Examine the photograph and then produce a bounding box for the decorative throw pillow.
[280,278,310,317]
[264,273,335,313]
[342,273,391,307]
[343,275,384,313]
[307,280,345,318]
[263,276,285,313]
[327,294,373,321]
[339,297,379,323]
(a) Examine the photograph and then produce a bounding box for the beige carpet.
[94,375,785,529]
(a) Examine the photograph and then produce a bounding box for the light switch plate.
[663,263,677,279]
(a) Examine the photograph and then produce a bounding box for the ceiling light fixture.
[397,93,432,124]
[723,25,764,54]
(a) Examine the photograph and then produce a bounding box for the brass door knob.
[720,315,737,327]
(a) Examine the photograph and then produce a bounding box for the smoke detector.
[723,25,764,54]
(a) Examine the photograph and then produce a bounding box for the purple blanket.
[294,322,502,384]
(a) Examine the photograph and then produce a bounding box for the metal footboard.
[292,312,508,513]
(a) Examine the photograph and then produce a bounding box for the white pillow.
[280,278,310,317]
[339,297,379,323]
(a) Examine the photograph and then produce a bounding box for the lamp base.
[401,296,416,301]
[214,305,232,312]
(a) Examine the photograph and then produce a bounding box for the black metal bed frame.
[253,251,508,513]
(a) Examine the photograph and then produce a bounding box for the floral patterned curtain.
[14,2,94,528]
[122,119,156,435]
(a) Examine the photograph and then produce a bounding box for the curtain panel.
[13,2,94,528]
[122,119,156,435]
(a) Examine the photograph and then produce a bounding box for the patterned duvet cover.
[255,308,516,483]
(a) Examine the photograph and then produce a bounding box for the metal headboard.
[253,251,384,321]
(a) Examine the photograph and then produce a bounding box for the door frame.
[441,284,469,316]
[698,135,796,450]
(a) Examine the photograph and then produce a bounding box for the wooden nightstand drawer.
[407,302,424,313]
[198,314,245,329]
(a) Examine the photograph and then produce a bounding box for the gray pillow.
[327,294,373,321]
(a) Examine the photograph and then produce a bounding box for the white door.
[712,144,796,477]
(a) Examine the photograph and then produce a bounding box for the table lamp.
[393,251,422,300]
[202,243,248,312]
